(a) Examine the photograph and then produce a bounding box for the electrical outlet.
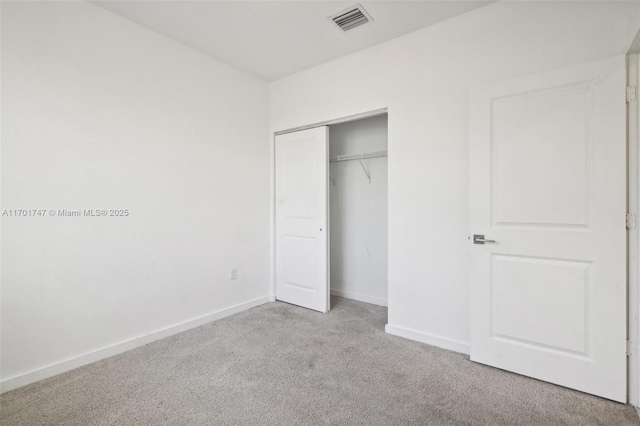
[230,268,238,280]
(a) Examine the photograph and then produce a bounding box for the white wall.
[1,1,270,389]
[329,116,388,306]
[270,1,640,353]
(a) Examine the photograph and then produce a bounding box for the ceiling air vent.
[329,4,373,32]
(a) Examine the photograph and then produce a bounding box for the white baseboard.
[330,289,387,307]
[0,296,271,393]
[385,324,470,355]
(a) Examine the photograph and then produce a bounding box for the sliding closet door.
[275,127,329,313]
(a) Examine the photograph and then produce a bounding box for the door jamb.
[627,53,639,407]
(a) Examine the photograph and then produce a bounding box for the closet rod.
[329,150,388,162]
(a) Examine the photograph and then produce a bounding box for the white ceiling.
[92,1,492,82]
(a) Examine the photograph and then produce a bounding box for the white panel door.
[470,56,627,402]
[275,127,329,313]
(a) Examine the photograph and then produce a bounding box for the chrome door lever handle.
[473,234,496,245]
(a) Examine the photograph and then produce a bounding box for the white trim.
[274,108,388,136]
[331,289,387,307]
[0,296,271,393]
[269,129,277,304]
[628,53,640,407]
[385,324,470,355]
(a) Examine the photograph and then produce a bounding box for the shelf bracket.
[359,159,371,183]
[329,174,336,186]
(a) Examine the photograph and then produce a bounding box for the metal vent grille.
[329,4,372,32]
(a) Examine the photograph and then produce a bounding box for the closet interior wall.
[329,115,388,307]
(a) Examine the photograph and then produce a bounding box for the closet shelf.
[329,150,387,184]
[329,150,387,163]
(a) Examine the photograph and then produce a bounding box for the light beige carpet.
[1,297,638,425]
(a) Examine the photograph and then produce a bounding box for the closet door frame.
[271,108,389,311]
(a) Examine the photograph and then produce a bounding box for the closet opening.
[328,114,388,307]
[273,109,388,313]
